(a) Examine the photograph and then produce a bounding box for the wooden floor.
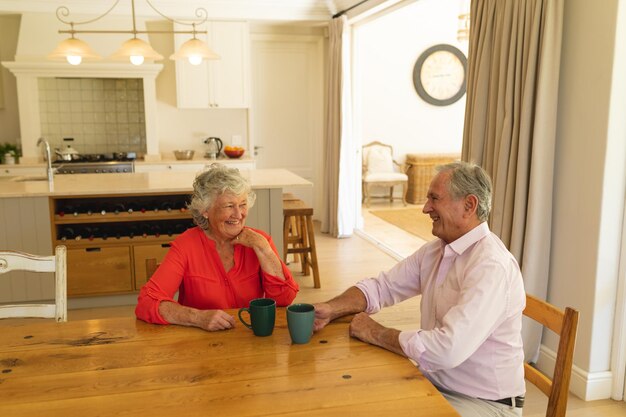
[5,207,626,416]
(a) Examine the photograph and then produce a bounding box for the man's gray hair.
[188,164,256,230]
[436,161,492,222]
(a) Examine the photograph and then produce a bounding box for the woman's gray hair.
[189,164,256,230]
[436,161,492,222]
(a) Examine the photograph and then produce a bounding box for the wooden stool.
[282,193,301,265]
[282,199,320,288]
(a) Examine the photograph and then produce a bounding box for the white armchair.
[362,141,408,207]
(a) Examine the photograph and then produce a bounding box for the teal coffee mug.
[238,298,276,337]
[287,303,315,344]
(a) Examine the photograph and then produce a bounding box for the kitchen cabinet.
[1,169,311,301]
[134,163,207,173]
[66,246,134,296]
[174,21,250,109]
[0,165,46,177]
[50,193,193,296]
[134,160,256,173]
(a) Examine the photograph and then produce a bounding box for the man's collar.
[444,222,490,256]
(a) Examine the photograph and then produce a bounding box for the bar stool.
[282,198,321,288]
[282,193,301,264]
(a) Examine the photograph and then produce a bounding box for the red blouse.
[135,226,299,325]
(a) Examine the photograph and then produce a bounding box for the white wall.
[353,0,467,164]
[551,0,626,400]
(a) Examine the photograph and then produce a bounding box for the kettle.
[203,137,223,159]
[55,138,80,161]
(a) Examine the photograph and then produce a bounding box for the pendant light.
[169,29,220,65]
[111,37,164,66]
[48,0,218,66]
[47,32,102,65]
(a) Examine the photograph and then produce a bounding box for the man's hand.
[349,312,380,343]
[349,312,405,357]
[313,302,333,331]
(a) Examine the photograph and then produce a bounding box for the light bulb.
[130,55,144,65]
[66,55,82,65]
[188,55,203,66]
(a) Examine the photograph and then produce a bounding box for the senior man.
[314,161,525,417]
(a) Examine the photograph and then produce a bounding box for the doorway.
[250,31,324,214]
[349,0,466,253]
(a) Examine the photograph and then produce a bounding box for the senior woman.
[135,164,298,331]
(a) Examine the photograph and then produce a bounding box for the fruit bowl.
[224,147,245,159]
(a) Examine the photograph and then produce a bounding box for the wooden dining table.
[0,309,460,417]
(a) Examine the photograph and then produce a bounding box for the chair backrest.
[523,294,579,417]
[145,258,159,279]
[0,245,67,322]
[362,141,396,174]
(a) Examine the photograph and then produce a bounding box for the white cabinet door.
[135,164,206,173]
[174,21,250,109]
[0,166,46,177]
[209,21,250,108]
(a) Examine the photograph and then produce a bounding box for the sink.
[10,175,51,182]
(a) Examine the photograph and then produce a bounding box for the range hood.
[2,61,162,161]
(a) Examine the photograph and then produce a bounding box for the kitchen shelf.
[49,193,193,297]
[54,231,185,247]
[54,210,191,224]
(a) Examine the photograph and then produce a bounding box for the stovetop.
[53,153,136,163]
[52,159,135,174]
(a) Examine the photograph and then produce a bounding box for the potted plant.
[0,143,20,164]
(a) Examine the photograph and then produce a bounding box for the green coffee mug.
[238,298,276,337]
[287,303,315,344]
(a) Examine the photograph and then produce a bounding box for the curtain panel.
[321,16,346,236]
[462,0,564,360]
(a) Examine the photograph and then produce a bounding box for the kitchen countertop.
[135,156,256,165]
[0,169,311,198]
[5,156,255,167]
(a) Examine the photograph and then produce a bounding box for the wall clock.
[412,44,467,106]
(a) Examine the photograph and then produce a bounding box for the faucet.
[37,137,54,182]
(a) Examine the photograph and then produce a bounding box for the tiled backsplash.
[38,78,146,154]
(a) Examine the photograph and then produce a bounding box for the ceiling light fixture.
[47,0,220,66]
[457,0,470,42]
[457,12,470,42]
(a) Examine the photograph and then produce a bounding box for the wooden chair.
[145,258,159,279]
[362,141,408,207]
[0,245,67,322]
[283,198,321,288]
[523,294,579,417]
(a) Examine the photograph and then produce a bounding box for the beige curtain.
[321,16,346,237]
[462,0,564,359]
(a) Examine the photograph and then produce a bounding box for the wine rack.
[49,193,193,297]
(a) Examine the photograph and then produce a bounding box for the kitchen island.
[0,169,311,306]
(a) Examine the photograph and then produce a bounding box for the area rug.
[369,208,436,241]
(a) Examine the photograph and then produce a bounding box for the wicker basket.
[405,154,461,204]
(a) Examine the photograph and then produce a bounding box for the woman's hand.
[195,309,236,331]
[234,228,269,250]
[235,228,285,279]
[159,301,235,332]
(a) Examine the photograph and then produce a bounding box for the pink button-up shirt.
[356,222,526,400]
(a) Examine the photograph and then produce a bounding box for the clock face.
[413,44,467,106]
